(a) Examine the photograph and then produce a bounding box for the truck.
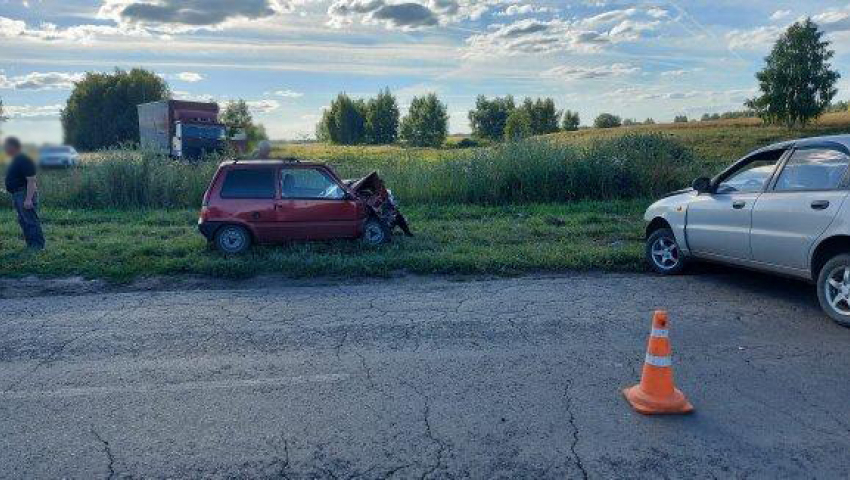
[137,100,245,159]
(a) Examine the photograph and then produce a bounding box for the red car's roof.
[220,159,328,168]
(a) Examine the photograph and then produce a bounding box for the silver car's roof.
[752,134,850,156]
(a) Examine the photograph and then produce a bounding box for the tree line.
[57,69,267,151]
[317,91,586,147]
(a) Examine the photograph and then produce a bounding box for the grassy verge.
[0,201,648,281]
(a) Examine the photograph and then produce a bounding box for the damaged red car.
[198,159,412,254]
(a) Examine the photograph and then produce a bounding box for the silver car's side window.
[773,149,850,192]
[716,159,782,194]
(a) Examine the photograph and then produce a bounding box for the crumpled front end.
[347,172,413,237]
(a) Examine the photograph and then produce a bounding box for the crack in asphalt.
[564,380,588,480]
[90,428,116,480]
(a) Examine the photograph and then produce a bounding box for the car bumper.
[198,220,224,240]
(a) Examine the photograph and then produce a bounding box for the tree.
[504,109,533,141]
[594,113,621,129]
[519,97,560,135]
[674,115,689,123]
[61,68,169,151]
[623,118,639,126]
[468,95,515,141]
[317,93,367,145]
[221,100,267,150]
[562,110,580,131]
[400,93,448,147]
[746,18,840,128]
[364,88,399,144]
[644,118,656,125]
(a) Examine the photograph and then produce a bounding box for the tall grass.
[28,133,696,209]
[376,133,697,204]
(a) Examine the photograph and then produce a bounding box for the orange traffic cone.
[623,310,694,415]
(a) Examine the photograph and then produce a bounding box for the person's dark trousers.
[12,191,45,250]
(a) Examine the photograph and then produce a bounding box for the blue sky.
[2,0,850,143]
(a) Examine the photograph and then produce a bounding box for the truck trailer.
[138,100,235,159]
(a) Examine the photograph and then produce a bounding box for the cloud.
[541,63,639,80]
[327,0,506,29]
[0,72,84,90]
[726,25,783,50]
[465,7,669,57]
[813,7,850,34]
[247,99,281,113]
[3,104,63,120]
[0,15,151,42]
[269,89,304,97]
[176,71,204,82]
[495,4,552,17]
[770,10,792,22]
[101,0,289,28]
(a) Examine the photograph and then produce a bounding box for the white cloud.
[0,15,151,42]
[495,4,552,17]
[813,6,850,34]
[176,71,204,82]
[247,99,281,113]
[269,89,304,97]
[0,72,84,90]
[726,25,783,50]
[770,10,792,22]
[465,7,669,57]
[3,104,63,120]
[541,63,639,80]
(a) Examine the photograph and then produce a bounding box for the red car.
[198,160,412,254]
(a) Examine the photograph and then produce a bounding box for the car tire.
[214,225,252,255]
[646,227,686,275]
[361,217,391,246]
[816,254,850,327]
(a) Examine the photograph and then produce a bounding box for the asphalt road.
[1,272,850,479]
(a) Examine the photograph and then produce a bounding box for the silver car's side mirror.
[692,177,712,194]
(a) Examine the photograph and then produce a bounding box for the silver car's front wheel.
[646,227,686,275]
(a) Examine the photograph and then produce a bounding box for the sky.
[1,0,850,144]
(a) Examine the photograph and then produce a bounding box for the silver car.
[38,145,79,168]
[645,134,850,326]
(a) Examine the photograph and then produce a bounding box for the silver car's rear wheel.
[825,267,850,315]
[817,254,850,327]
[646,228,686,275]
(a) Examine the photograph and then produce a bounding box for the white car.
[38,145,79,168]
[644,134,850,325]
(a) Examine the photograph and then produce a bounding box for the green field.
[0,202,646,281]
[2,112,849,281]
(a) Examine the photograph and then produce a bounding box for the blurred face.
[4,142,20,158]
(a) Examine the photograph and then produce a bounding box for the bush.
[562,110,580,131]
[453,138,480,149]
[594,113,622,129]
[504,110,533,141]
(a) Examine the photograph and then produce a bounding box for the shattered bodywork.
[347,172,413,237]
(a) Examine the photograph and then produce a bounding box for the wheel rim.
[651,236,680,270]
[364,223,384,244]
[824,265,850,317]
[220,228,246,252]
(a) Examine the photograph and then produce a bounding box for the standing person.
[3,137,45,250]
[253,140,272,159]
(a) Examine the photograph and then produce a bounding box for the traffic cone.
[623,310,694,415]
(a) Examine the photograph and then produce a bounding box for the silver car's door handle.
[811,200,830,210]
[732,200,746,209]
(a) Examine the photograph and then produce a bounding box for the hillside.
[546,111,850,163]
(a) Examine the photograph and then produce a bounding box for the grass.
[547,111,850,164]
[0,201,647,281]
